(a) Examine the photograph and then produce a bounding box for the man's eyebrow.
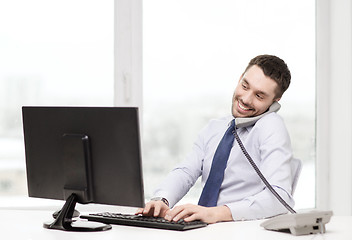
[257,90,269,97]
[241,78,249,85]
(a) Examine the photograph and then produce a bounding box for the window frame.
[316,0,352,214]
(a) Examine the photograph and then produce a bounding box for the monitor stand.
[43,193,111,231]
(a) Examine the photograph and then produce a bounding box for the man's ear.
[274,98,281,102]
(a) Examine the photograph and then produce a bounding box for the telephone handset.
[233,101,333,236]
[235,101,280,128]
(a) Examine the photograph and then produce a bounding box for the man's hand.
[137,201,233,224]
[136,200,170,218]
[164,204,233,224]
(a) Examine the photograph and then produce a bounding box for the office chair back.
[290,158,302,195]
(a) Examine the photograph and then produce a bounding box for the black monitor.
[22,106,144,231]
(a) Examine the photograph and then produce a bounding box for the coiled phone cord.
[232,128,296,214]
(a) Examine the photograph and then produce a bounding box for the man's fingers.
[137,201,170,217]
[135,208,144,215]
[153,205,161,217]
[166,204,195,221]
[184,214,198,222]
[143,203,152,214]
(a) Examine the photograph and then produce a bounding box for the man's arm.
[150,127,208,208]
[135,129,207,218]
[225,113,295,220]
[226,186,294,220]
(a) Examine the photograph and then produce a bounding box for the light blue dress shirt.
[153,112,295,221]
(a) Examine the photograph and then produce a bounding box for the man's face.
[232,65,280,118]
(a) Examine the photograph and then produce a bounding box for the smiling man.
[137,55,294,224]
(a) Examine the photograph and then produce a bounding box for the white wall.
[316,0,352,215]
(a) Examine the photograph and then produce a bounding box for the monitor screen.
[22,106,144,231]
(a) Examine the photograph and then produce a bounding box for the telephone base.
[260,210,333,236]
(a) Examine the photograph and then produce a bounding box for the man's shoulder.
[256,112,285,126]
[253,112,289,137]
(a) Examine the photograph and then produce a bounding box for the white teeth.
[239,101,251,111]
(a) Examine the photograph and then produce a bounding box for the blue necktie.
[198,120,236,207]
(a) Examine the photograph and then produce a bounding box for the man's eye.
[242,84,248,89]
[256,94,264,99]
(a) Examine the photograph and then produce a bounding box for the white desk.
[2,209,351,240]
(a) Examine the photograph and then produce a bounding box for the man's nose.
[242,92,253,105]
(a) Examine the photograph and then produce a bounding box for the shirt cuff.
[152,191,175,208]
[225,200,257,221]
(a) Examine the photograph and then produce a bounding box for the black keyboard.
[80,212,208,231]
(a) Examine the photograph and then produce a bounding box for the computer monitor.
[22,106,144,231]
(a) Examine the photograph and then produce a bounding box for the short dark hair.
[243,55,291,98]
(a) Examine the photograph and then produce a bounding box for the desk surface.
[2,209,351,240]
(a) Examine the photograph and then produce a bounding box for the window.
[0,0,317,211]
[143,0,316,208]
[0,0,113,204]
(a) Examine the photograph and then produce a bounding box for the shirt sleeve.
[227,186,294,221]
[152,127,206,208]
[227,113,295,220]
